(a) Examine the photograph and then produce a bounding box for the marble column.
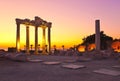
[48,26,51,53]
[16,22,20,52]
[42,26,47,54]
[26,26,30,54]
[35,26,38,54]
[95,20,100,51]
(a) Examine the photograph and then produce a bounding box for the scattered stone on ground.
[28,59,43,62]
[13,53,28,62]
[1,55,120,81]
[93,68,120,76]
[4,53,28,62]
[112,65,120,68]
[62,64,86,69]
[43,61,61,65]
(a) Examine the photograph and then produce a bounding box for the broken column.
[95,20,100,51]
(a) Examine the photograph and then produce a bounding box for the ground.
[0,55,120,81]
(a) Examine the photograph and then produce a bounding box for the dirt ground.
[0,55,120,81]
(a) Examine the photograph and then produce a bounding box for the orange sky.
[0,0,120,50]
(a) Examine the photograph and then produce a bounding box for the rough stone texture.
[65,50,74,56]
[4,53,28,62]
[0,52,5,58]
[83,50,112,60]
[59,51,66,56]
[13,53,28,62]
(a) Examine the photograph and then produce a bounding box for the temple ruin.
[16,16,52,55]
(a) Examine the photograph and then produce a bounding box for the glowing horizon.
[0,0,120,50]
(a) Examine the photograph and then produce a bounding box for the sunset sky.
[0,0,120,50]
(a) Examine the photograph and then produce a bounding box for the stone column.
[35,26,38,54]
[42,26,47,54]
[48,26,51,53]
[16,22,20,52]
[95,20,100,51]
[26,26,30,54]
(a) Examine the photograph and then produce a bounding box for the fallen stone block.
[112,65,120,69]
[93,68,120,76]
[43,61,61,65]
[29,59,43,63]
[62,64,86,69]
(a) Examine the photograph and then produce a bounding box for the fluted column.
[16,22,20,52]
[26,26,30,54]
[42,26,47,54]
[35,26,38,54]
[95,20,100,51]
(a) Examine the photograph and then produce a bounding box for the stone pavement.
[0,55,120,81]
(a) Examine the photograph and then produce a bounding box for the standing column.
[48,26,51,54]
[35,26,38,54]
[26,26,30,54]
[42,26,47,54]
[16,22,20,52]
[95,20,100,51]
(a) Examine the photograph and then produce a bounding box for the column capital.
[26,25,30,28]
[41,25,47,29]
[47,22,52,28]
[16,18,22,24]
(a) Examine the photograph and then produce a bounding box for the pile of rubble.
[82,50,120,60]
[0,52,28,62]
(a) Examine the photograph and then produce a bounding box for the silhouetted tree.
[113,38,120,42]
[81,31,113,50]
